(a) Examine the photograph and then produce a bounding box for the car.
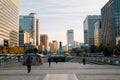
[112,51,120,58]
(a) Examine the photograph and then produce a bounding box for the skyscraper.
[67,29,74,50]
[49,40,58,53]
[19,13,40,47]
[0,0,19,46]
[94,20,102,47]
[40,34,49,51]
[83,15,101,47]
[52,40,58,53]
[101,0,120,45]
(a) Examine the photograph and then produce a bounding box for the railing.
[86,57,120,65]
[0,58,18,67]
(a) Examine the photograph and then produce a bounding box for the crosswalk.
[43,74,78,80]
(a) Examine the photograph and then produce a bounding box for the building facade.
[83,15,101,47]
[0,0,19,46]
[52,40,58,53]
[19,13,40,47]
[101,0,120,45]
[40,34,49,51]
[67,29,74,50]
[19,30,32,47]
[74,41,80,48]
[94,20,102,47]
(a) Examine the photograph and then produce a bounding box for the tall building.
[0,0,19,46]
[101,0,120,45]
[49,42,53,53]
[67,29,74,50]
[94,20,102,47]
[52,40,58,53]
[36,19,40,46]
[74,41,80,48]
[19,30,32,47]
[83,15,101,47]
[49,40,58,53]
[40,34,49,51]
[19,13,40,47]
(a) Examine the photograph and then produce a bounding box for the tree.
[96,43,105,52]
[104,42,115,56]
[89,45,96,53]
[115,40,120,51]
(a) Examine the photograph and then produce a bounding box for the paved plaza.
[0,62,120,80]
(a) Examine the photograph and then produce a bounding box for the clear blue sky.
[20,0,109,45]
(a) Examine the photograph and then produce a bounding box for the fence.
[0,58,18,67]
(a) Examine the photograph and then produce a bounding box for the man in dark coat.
[82,58,86,65]
[26,56,32,73]
[48,57,52,67]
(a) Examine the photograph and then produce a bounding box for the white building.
[0,0,19,46]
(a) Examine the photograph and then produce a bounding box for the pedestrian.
[82,58,86,65]
[39,56,43,65]
[26,56,32,73]
[17,56,20,62]
[55,58,58,64]
[48,57,52,67]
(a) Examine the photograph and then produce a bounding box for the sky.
[20,0,109,45]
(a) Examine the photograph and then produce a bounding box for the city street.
[0,62,120,80]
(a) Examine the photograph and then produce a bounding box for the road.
[0,62,120,80]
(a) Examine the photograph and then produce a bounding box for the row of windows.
[1,9,17,26]
[1,0,18,19]
[0,18,18,34]
[0,33,9,39]
[10,37,18,42]
[9,34,18,40]
[0,34,9,40]
[0,25,10,34]
[0,22,11,32]
[0,5,18,28]
[2,1,19,27]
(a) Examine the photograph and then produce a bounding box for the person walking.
[26,56,32,73]
[82,58,86,65]
[48,57,52,67]
[55,58,58,64]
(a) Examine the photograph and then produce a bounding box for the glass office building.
[19,13,40,47]
[67,29,74,50]
[101,0,120,45]
[83,15,101,47]
[0,0,19,46]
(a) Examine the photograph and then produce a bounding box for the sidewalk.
[0,62,120,80]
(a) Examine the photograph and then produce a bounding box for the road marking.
[43,74,78,80]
